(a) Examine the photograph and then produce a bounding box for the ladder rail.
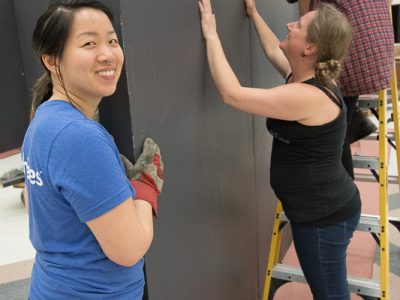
[262,201,284,300]
[378,90,390,299]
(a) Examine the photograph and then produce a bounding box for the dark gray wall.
[393,4,400,43]
[120,1,255,298]
[120,1,297,299]
[97,0,135,159]
[13,0,47,93]
[0,0,30,152]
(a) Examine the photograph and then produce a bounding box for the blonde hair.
[307,3,352,86]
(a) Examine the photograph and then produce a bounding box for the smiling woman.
[32,5,124,119]
[22,1,164,299]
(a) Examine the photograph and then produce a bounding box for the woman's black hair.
[30,0,114,119]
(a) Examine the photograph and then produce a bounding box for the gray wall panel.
[120,1,259,299]
[119,1,298,299]
[97,0,136,159]
[0,0,29,152]
[13,0,47,92]
[250,1,298,88]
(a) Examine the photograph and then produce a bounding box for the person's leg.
[342,96,359,179]
[343,95,378,178]
[344,96,359,125]
[347,97,377,145]
[290,209,361,300]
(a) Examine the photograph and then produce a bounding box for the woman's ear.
[41,54,57,73]
[304,42,318,56]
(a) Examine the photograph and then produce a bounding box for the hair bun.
[315,59,341,86]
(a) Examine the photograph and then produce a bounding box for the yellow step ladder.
[262,22,400,300]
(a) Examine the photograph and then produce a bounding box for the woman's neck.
[288,55,317,83]
[50,87,100,119]
[290,67,315,83]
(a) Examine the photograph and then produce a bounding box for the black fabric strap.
[285,73,343,108]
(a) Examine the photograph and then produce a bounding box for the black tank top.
[266,77,361,225]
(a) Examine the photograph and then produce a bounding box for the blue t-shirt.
[22,100,144,299]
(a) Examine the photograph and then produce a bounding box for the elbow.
[110,251,145,268]
[220,86,241,106]
[221,94,233,105]
[104,235,154,267]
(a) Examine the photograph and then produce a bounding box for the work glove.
[120,138,164,217]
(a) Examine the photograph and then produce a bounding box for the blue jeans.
[290,209,361,300]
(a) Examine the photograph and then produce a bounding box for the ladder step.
[359,214,400,233]
[361,131,396,141]
[357,214,381,233]
[358,93,398,109]
[272,263,306,284]
[358,131,377,141]
[280,213,396,233]
[272,264,381,298]
[355,173,398,184]
[352,155,379,170]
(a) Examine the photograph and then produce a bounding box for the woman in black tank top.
[199,1,361,299]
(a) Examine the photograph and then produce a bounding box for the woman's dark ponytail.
[30,73,53,120]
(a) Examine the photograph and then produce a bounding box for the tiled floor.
[0,153,35,285]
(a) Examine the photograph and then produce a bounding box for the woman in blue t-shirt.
[199,0,361,299]
[22,1,163,299]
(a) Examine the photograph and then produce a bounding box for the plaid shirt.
[312,0,395,96]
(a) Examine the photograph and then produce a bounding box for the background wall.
[0,0,30,152]
[119,1,297,299]
[393,4,400,42]
[2,0,297,299]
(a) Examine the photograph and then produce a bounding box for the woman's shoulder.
[48,119,116,168]
[58,119,111,146]
[34,103,113,155]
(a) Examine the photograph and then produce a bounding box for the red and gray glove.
[120,138,164,217]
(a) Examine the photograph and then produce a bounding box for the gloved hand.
[120,138,164,217]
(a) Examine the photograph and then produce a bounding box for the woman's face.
[58,8,124,103]
[279,10,317,58]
